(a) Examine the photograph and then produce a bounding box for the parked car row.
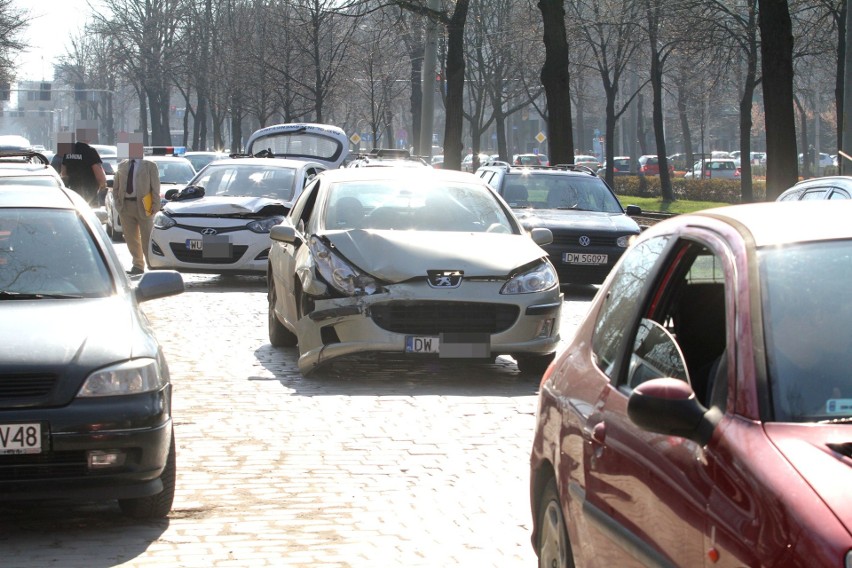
[1,127,850,566]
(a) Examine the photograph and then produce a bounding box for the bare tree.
[0,0,28,85]
[700,0,761,201]
[759,0,798,198]
[538,0,575,165]
[568,0,643,186]
[93,0,187,145]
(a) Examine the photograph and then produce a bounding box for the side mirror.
[530,227,553,246]
[627,378,720,446]
[134,270,184,303]
[625,205,642,216]
[270,223,301,245]
[164,188,179,200]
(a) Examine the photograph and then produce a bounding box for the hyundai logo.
[201,228,218,236]
[578,235,591,247]
[427,270,463,288]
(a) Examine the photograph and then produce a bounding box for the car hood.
[513,209,640,233]
[323,230,549,283]
[163,196,287,216]
[764,423,852,533]
[0,297,156,373]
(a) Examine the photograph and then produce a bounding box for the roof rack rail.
[0,150,50,165]
[551,163,597,175]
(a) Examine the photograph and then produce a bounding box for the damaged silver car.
[149,123,349,275]
[267,167,563,375]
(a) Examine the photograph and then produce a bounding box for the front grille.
[370,302,519,335]
[0,374,56,399]
[170,243,249,264]
[550,233,618,247]
[0,451,88,480]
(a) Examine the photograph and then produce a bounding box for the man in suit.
[113,133,160,275]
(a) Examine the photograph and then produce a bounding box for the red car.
[637,154,674,176]
[530,200,852,567]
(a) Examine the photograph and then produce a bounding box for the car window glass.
[289,177,319,230]
[760,241,852,422]
[325,179,514,233]
[620,243,728,407]
[505,173,622,212]
[0,209,111,297]
[801,189,828,200]
[591,235,670,378]
[829,190,850,200]
[193,164,296,199]
[626,319,689,389]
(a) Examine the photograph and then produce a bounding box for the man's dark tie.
[126,160,135,195]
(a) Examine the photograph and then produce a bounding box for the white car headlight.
[309,236,378,296]
[77,359,165,397]
[501,260,558,294]
[617,234,636,248]
[247,216,285,234]
[153,212,176,229]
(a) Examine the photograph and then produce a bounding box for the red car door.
[582,233,738,566]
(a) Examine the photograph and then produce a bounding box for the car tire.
[118,431,176,519]
[107,216,123,242]
[536,477,575,568]
[516,352,555,375]
[268,281,298,347]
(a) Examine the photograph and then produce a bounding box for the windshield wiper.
[0,291,82,300]
[818,416,852,424]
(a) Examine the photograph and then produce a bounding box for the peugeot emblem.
[578,235,591,247]
[427,270,463,289]
[201,228,218,236]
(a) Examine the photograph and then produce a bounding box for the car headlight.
[617,234,637,248]
[309,236,379,296]
[247,215,285,234]
[77,359,165,397]
[153,212,176,229]
[501,260,558,294]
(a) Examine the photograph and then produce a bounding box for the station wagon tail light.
[78,359,165,397]
[501,260,558,294]
[247,216,284,233]
[310,236,379,296]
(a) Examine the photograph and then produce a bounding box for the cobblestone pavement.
[0,244,595,567]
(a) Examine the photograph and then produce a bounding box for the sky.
[15,0,98,82]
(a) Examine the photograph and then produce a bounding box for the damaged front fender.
[294,244,329,297]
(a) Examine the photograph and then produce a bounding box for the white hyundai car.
[148,124,349,275]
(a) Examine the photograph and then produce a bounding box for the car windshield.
[760,240,852,422]
[324,179,515,233]
[503,173,623,212]
[0,176,61,187]
[154,160,196,184]
[0,208,111,298]
[190,164,297,199]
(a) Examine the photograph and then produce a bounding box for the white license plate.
[563,253,608,265]
[0,423,41,455]
[187,239,204,250]
[405,336,439,353]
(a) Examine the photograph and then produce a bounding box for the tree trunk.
[758,0,798,199]
[649,45,673,201]
[410,48,423,154]
[677,81,694,169]
[441,0,469,171]
[537,0,574,165]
